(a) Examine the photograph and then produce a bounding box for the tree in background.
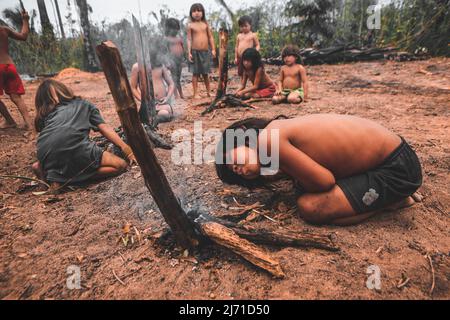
[36,0,55,41]
[75,0,99,71]
[54,0,66,39]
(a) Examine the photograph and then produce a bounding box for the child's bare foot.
[192,94,200,100]
[386,196,416,211]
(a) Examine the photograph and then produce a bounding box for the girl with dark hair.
[236,48,276,99]
[32,80,136,188]
[215,114,423,226]
[187,3,216,99]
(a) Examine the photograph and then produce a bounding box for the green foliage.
[4,0,449,76]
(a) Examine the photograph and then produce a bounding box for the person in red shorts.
[0,9,33,130]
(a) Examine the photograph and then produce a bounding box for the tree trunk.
[216,0,236,30]
[215,28,229,100]
[75,0,98,71]
[95,41,201,250]
[36,0,54,40]
[54,0,66,39]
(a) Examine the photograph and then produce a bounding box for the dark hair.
[281,44,303,64]
[240,48,263,74]
[165,18,180,36]
[34,79,79,132]
[238,15,252,27]
[190,3,206,21]
[215,116,287,188]
[150,49,163,68]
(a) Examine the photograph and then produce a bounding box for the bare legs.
[272,92,302,105]
[0,98,17,128]
[192,74,211,99]
[2,94,33,130]
[296,185,417,226]
[31,151,128,188]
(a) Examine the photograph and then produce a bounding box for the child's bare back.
[264,114,402,179]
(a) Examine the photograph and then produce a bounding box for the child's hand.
[188,52,193,62]
[212,50,217,59]
[234,58,238,65]
[122,145,137,165]
[235,90,243,98]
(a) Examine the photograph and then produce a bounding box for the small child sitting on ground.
[272,45,309,104]
[235,48,276,99]
[130,51,175,123]
[32,80,136,189]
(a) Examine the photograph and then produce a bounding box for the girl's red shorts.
[0,64,25,96]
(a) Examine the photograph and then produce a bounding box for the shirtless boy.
[0,10,33,130]
[234,16,260,78]
[187,3,216,99]
[215,114,422,226]
[272,45,309,104]
[130,53,175,123]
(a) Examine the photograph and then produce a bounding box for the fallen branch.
[188,210,339,252]
[0,175,50,189]
[426,254,435,295]
[112,269,125,286]
[198,221,285,278]
[202,94,257,116]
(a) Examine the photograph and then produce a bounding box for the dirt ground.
[0,58,449,300]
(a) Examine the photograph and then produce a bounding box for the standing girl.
[187,3,216,99]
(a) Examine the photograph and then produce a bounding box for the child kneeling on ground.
[215,114,422,226]
[32,79,136,189]
[235,48,276,99]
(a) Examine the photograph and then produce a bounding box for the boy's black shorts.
[336,138,422,214]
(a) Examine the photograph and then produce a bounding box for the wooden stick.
[215,28,229,100]
[112,269,125,285]
[0,175,50,189]
[199,221,285,278]
[96,41,200,249]
[427,254,435,295]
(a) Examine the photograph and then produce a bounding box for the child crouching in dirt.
[215,114,422,226]
[32,80,136,189]
[235,48,276,99]
[130,52,175,124]
[272,45,309,104]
